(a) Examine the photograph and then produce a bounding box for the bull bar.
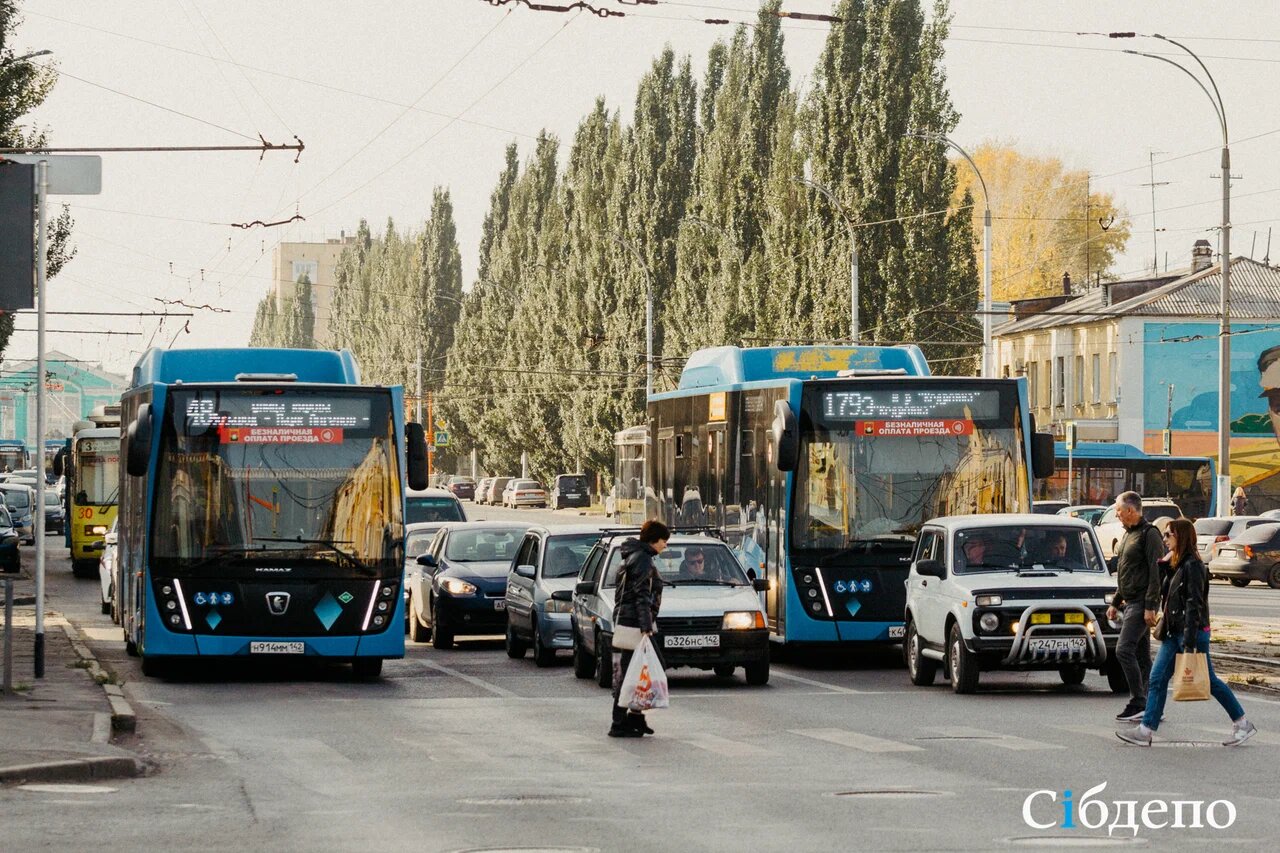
[1002,604,1108,665]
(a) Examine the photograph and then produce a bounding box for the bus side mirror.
[1031,432,1055,480]
[771,400,799,472]
[406,422,429,491]
[52,447,66,478]
[126,404,153,477]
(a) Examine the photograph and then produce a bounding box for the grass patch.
[67,659,91,669]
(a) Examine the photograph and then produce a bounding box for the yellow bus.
[68,426,120,577]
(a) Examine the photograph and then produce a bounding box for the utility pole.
[415,345,423,425]
[34,160,47,678]
[426,390,434,485]
[1141,151,1169,274]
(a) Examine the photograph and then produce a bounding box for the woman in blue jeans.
[1117,518,1256,747]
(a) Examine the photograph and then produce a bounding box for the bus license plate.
[494,600,506,611]
[888,626,905,639]
[250,641,305,655]
[1027,637,1086,653]
[665,634,719,649]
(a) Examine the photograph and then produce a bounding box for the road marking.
[1190,723,1280,745]
[770,670,883,694]
[927,726,1064,751]
[791,728,924,753]
[678,733,770,757]
[420,659,517,697]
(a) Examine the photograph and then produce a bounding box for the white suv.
[903,514,1124,694]
[1093,499,1182,559]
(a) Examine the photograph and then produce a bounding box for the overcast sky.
[9,0,1280,374]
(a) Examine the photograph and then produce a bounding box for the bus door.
[706,426,726,529]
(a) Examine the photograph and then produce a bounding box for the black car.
[1209,524,1280,588]
[551,474,591,510]
[0,506,19,574]
[447,476,476,501]
[43,489,65,535]
[408,522,530,649]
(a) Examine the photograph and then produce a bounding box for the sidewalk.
[0,570,142,784]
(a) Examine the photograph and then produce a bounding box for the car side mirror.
[104,532,118,546]
[915,559,946,579]
[575,580,595,596]
[752,578,769,592]
[550,589,572,603]
[514,564,535,579]
[417,553,438,569]
[771,400,799,472]
[126,403,153,478]
[405,423,429,491]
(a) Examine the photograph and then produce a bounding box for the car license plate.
[888,626,905,639]
[1027,637,1086,653]
[665,634,719,649]
[249,641,305,655]
[567,493,580,498]
[1219,548,1238,558]
[494,600,506,611]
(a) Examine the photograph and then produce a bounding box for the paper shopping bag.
[618,636,670,712]
[1172,652,1210,701]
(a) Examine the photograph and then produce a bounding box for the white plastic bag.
[618,636,669,711]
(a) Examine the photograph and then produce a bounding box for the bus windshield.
[75,437,120,505]
[150,388,402,573]
[791,383,1030,553]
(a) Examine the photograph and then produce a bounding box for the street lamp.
[611,232,654,399]
[1109,31,1232,516]
[909,132,992,378]
[793,173,858,342]
[0,49,52,68]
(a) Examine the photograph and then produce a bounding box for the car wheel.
[906,620,938,687]
[532,621,555,668]
[351,658,383,680]
[1269,565,1280,590]
[947,622,979,694]
[713,664,735,678]
[572,632,594,679]
[1104,656,1128,694]
[409,596,431,643]
[744,661,770,686]
[1058,664,1087,685]
[430,599,453,649]
[1230,578,1251,588]
[505,621,528,659]
[595,631,614,688]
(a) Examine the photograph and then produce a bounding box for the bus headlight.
[91,525,108,535]
[441,578,478,596]
[978,613,1000,633]
[722,611,765,630]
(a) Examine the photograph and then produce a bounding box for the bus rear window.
[407,497,464,524]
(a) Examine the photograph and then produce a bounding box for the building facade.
[272,234,355,347]
[0,350,128,446]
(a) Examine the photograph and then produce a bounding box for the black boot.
[627,712,654,735]
[608,704,642,738]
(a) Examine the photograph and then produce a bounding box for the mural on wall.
[1143,322,1280,509]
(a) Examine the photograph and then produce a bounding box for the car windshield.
[2,490,30,510]
[444,527,525,562]
[544,533,603,578]
[448,477,473,485]
[405,531,435,558]
[558,476,587,491]
[1194,518,1233,536]
[513,480,540,490]
[406,496,464,524]
[1144,506,1180,521]
[1234,523,1280,545]
[953,525,1105,574]
[603,541,747,587]
[75,436,120,505]
[44,491,60,506]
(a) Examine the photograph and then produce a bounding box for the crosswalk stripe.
[790,728,924,753]
[1189,724,1280,746]
[678,733,770,757]
[928,726,1064,751]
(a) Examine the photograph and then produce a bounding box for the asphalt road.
[7,516,1280,851]
[1209,580,1280,622]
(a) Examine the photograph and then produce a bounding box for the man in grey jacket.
[1105,491,1164,722]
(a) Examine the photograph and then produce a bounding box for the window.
[915,530,943,565]
[1027,361,1039,408]
[1109,352,1118,402]
[291,259,319,284]
[1055,357,1066,407]
[1074,355,1084,406]
[515,534,539,570]
[740,430,754,457]
[1092,354,1101,404]
[675,434,686,459]
[1043,361,1052,407]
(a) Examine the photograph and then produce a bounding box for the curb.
[0,756,142,785]
[61,624,137,733]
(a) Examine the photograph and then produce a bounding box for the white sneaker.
[1116,726,1152,747]
[1223,721,1257,747]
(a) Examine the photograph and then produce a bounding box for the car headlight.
[440,578,478,596]
[722,611,764,630]
[1103,593,1115,605]
[544,598,572,613]
[975,594,1002,607]
[978,613,1000,633]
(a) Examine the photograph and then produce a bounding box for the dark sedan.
[447,476,476,501]
[0,506,19,574]
[1208,523,1280,589]
[407,522,530,649]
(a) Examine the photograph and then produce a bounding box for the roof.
[926,514,1094,531]
[524,523,621,536]
[671,345,930,392]
[433,521,534,531]
[406,487,456,498]
[995,257,1280,336]
[129,347,361,387]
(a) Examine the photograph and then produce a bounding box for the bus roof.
[74,427,120,441]
[1054,441,1210,462]
[0,439,25,447]
[130,347,361,387]
[673,345,930,391]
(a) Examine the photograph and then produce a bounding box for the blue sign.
[194,592,207,606]
[834,580,848,594]
[859,579,873,593]
[220,592,234,605]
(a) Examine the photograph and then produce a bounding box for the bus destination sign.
[185,396,372,435]
[856,420,974,437]
[821,388,1000,421]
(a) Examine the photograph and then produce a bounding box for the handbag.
[612,624,644,651]
[1172,651,1211,701]
[618,636,670,712]
[1151,612,1168,642]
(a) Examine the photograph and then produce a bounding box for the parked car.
[1093,499,1183,559]
[570,532,771,687]
[486,477,514,508]
[406,521,531,648]
[903,514,1123,694]
[505,524,611,666]
[1260,509,1280,520]
[405,487,466,526]
[42,489,65,536]
[447,476,476,501]
[1208,523,1280,588]
[0,484,35,544]
[1032,500,1069,515]
[503,479,548,509]
[1056,504,1107,525]
[474,478,495,505]
[97,520,119,620]
[1194,516,1276,564]
[0,506,20,574]
[551,474,591,510]
[404,521,449,633]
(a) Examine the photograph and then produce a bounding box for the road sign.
[434,430,450,448]
[0,154,102,194]
[1064,421,1077,451]
[1162,429,1172,456]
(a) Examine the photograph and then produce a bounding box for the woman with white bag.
[608,520,669,738]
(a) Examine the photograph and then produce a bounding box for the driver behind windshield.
[679,546,709,581]
[960,534,989,569]
[1040,532,1068,563]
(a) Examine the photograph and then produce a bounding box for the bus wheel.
[140,655,168,679]
[124,631,138,657]
[352,658,383,680]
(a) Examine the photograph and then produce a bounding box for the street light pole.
[0,49,52,68]
[611,233,654,399]
[794,177,858,342]
[1110,31,1231,516]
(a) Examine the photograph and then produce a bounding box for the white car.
[1093,500,1183,559]
[903,514,1124,694]
[97,520,119,622]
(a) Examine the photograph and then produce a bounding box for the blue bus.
[1036,441,1215,519]
[0,439,28,472]
[642,346,1053,645]
[118,348,428,678]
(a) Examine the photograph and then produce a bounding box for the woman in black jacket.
[1117,517,1256,747]
[608,520,669,738]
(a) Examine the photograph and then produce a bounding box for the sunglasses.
[1162,533,1174,540]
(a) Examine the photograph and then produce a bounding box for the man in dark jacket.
[609,520,669,738]
[1105,491,1163,722]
